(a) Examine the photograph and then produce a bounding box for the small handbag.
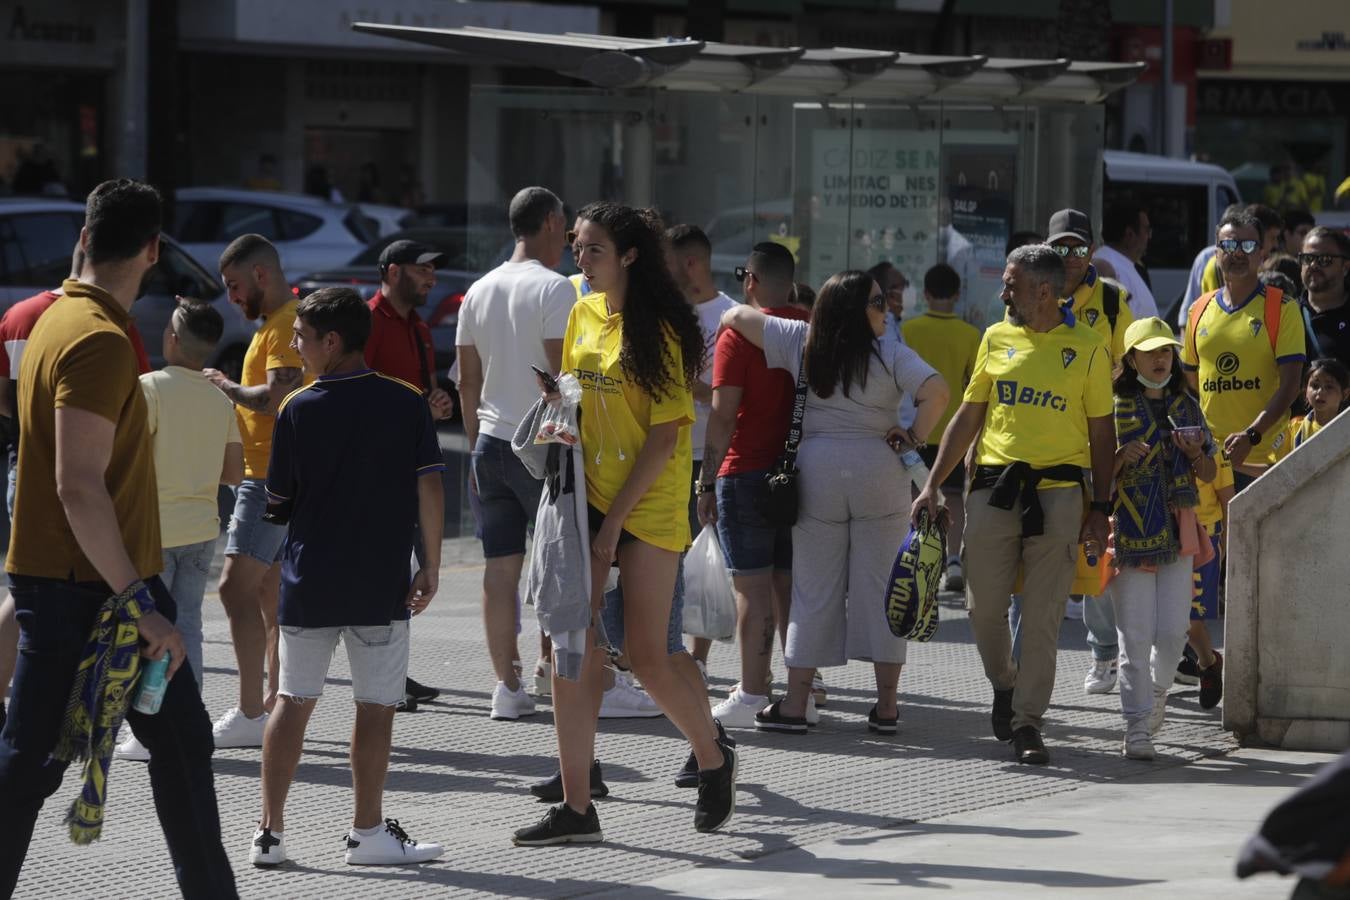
[757,348,810,525]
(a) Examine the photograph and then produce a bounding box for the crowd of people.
[0,174,1345,897]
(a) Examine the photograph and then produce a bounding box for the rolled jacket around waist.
[970,461,1084,537]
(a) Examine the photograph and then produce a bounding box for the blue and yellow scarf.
[51,583,154,844]
[1113,390,1204,568]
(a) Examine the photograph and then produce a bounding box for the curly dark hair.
[575,201,704,398]
[806,269,883,399]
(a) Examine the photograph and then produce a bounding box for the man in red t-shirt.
[362,239,453,710]
[695,243,811,728]
[0,245,151,728]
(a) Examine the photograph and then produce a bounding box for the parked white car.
[172,187,379,283]
[0,197,254,380]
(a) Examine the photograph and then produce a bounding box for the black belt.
[970,462,1084,538]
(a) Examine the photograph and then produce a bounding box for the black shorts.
[920,444,965,493]
[587,504,639,549]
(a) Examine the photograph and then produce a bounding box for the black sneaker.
[1175,645,1201,686]
[991,687,1014,742]
[405,676,440,703]
[694,745,737,833]
[867,705,898,735]
[529,760,609,803]
[512,803,603,846]
[395,694,418,713]
[1199,650,1224,710]
[754,700,808,734]
[676,722,736,788]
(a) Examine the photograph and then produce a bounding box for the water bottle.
[133,651,171,715]
[1084,539,1101,568]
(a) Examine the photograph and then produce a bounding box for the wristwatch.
[1245,427,1262,446]
[1089,500,1112,515]
[695,481,716,495]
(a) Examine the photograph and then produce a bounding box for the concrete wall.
[1225,410,1350,751]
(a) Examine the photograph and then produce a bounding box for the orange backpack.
[1185,286,1283,363]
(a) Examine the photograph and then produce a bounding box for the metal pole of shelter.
[122,0,149,180]
[1161,0,1175,157]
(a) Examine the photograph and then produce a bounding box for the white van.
[1104,151,1242,323]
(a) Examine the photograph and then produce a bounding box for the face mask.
[1136,371,1172,390]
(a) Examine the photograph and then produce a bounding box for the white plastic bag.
[683,524,736,642]
[534,373,581,445]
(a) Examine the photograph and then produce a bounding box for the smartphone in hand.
[531,364,559,393]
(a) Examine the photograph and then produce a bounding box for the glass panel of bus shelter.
[1026,103,1106,252]
[651,91,759,298]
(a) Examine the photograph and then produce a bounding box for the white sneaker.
[1083,659,1118,694]
[810,672,828,708]
[1122,727,1156,761]
[212,707,268,749]
[344,819,443,865]
[804,694,820,726]
[599,671,664,718]
[943,560,965,592]
[113,734,150,762]
[534,660,552,698]
[490,681,538,720]
[710,687,768,729]
[250,827,287,867]
[1064,597,1085,621]
[1148,685,1169,736]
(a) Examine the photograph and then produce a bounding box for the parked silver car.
[0,198,254,380]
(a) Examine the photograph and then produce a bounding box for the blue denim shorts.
[471,434,544,559]
[715,470,792,576]
[600,560,685,656]
[224,478,286,565]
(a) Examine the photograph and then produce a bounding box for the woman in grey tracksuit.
[720,269,948,734]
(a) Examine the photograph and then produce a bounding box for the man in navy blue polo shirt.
[249,287,446,868]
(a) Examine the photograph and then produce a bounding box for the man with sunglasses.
[1182,209,1306,491]
[1298,227,1350,371]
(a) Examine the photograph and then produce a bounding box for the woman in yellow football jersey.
[514,203,734,846]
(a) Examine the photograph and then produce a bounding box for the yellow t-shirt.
[237,301,307,479]
[901,310,981,442]
[1201,255,1222,295]
[1181,285,1306,460]
[562,294,694,552]
[1066,267,1134,368]
[141,366,242,547]
[1195,453,1234,528]
[1274,415,1323,461]
[964,316,1113,486]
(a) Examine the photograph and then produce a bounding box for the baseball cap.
[1046,209,1093,245]
[1123,316,1183,354]
[379,239,444,271]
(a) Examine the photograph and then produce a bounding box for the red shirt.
[363,291,434,391]
[1,290,150,378]
[713,304,812,476]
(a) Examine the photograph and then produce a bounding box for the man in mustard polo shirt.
[1183,208,1305,491]
[204,234,310,748]
[0,179,235,897]
[914,243,1115,766]
[903,263,981,590]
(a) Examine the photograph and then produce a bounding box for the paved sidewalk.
[12,539,1315,898]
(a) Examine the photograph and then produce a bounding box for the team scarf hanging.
[1112,389,1204,568]
[51,583,155,844]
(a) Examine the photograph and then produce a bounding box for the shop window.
[0,212,82,287]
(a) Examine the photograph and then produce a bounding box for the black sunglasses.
[734,266,760,284]
[1050,244,1091,258]
[1298,252,1350,269]
[1218,238,1259,254]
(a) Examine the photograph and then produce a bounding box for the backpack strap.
[1185,289,1219,366]
[1102,280,1121,335]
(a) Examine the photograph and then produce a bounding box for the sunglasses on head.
[1050,244,1091,258]
[1218,238,1259,254]
[734,266,760,284]
[1298,252,1349,269]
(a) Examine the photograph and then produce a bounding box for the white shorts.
[278,620,410,706]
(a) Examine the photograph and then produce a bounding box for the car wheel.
[214,345,246,384]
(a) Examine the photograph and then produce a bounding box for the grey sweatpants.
[784,436,910,669]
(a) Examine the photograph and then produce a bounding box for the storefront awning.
[350,24,1144,103]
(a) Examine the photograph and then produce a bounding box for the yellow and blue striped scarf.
[1114,391,1203,568]
[51,583,154,844]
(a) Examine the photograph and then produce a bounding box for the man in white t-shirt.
[1093,201,1159,318]
[664,224,738,677]
[455,187,575,721]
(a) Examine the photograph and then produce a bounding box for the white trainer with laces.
[250,827,287,867]
[212,707,268,749]
[599,671,664,718]
[490,681,538,720]
[710,687,768,729]
[1083,659,1118,695]
[345,818,443,865]
[113,734,150,762]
